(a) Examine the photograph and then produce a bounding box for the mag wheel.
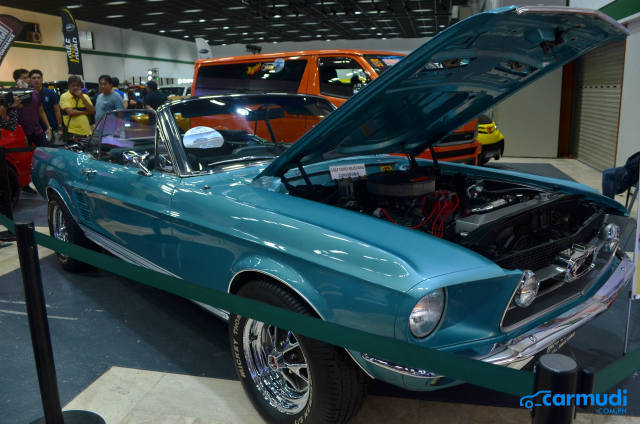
[243,319,311,414]
[230,280,367,424]
[47,194,93,272]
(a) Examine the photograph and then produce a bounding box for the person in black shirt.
[143,80,167,111]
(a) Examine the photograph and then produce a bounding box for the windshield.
[168,95,334,173]
[364,55,404,74]
[159,86,186,97]
[194,59,308,96]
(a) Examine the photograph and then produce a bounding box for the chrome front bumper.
[481,258,633,367]
[362,258,634,379]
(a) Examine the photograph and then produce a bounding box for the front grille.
[501,247,614,330]
[496,212,604,271]
[434,147,477,160]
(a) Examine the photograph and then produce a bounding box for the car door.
[78,110,180,268]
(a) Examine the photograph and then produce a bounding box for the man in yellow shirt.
[60,75,95,143]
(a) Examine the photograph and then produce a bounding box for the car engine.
[289,168,605,271]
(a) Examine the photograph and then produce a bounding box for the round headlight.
[409,289,445,338]
[599,223,620,253]
[515,270,539,308]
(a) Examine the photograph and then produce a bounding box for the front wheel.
[230,280,367,424]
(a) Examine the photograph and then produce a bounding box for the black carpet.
[2,163,639,423]
[0,255,235,424]
[486,162,576,182]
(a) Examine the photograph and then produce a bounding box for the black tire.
[47,193,93,272]
[230,280,368,424]
[7,166,19,210]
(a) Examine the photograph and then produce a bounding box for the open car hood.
[259,6,627,178]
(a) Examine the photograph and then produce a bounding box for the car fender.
[229,253,397,381]
[44,179,75,215]
[228,253,332,320]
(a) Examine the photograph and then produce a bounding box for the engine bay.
[287,166,604,271]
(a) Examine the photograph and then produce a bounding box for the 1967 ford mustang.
[31,6,634,424]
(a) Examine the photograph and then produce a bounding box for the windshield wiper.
[207,156,275,167]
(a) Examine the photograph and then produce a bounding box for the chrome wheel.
[243,320,311,415]
[51,204,68,259]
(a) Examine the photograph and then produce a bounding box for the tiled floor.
[4,158,639,423]
[64,367,640,424]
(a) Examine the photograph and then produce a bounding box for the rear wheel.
[229,280,367,424]
[47,194,93,272]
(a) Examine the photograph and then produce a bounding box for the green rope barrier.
[1,213,534,396]
[593,345,640,393]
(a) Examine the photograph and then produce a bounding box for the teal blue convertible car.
[31,6,634,424]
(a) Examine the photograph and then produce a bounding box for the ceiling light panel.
[1,0,455,43]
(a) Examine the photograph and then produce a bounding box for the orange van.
[192,50,479,164]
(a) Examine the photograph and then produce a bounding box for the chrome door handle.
[81,168,97,176]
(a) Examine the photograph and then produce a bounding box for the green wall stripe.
[12,41,194,65]
[600,0,640,21]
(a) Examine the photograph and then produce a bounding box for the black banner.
[61,8,83,76]
[0,15,23,66]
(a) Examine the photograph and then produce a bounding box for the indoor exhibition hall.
[0,1,639,423]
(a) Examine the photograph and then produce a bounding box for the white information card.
[329,164,367,180]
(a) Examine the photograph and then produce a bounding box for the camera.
[0,88,33,107]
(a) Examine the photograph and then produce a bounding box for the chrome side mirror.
[122,150,152,176]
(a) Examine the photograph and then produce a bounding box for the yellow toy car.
[477,114,504,165]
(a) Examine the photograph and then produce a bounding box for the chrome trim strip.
[228,269,326,320]
[361,353,438,379]
[79,225,231,321]
[45,186,70,209]
[362,258,633,379]
[79,224,181,278]
[193,301,230,321]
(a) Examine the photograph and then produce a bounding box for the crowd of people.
[0,70,168,147]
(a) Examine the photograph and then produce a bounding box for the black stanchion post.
[15,222,105,424]
[532,353,578,424]
[16,222,64,424]
[0,147,16,241]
